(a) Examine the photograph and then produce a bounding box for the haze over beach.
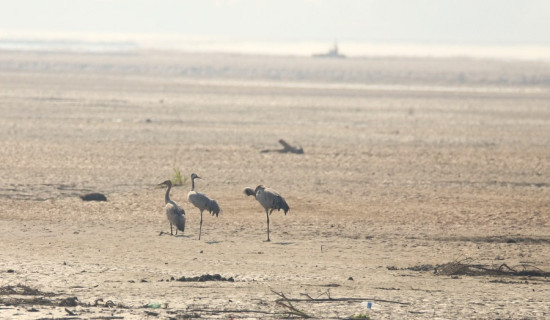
[1,1,550,319]
[1,0,550,59]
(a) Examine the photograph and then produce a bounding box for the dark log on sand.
[261,139,304,154]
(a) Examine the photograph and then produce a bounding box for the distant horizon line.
[1,30,550,61]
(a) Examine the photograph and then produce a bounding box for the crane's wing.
[176,206,185,216]
[166,202,186,232]
[174,211,186,232]
[189,192,220,217]
[189,192,209,209]
[264,188,290,215]
[272,194,289,215]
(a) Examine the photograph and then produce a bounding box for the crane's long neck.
[165,184,172,204]
[191,177,196,191]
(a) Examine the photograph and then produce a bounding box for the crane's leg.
[199,210,203,240]
[170,223,173,235]
[266,210,270,242]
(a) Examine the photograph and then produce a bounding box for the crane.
[159,180,185,235]
[244,185,289,241]
[187,173,220,240]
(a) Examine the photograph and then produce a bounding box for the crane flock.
[159,174,289,241]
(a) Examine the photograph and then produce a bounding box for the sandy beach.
[1,50,549,319]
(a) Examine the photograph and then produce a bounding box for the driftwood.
[261,139,304,154]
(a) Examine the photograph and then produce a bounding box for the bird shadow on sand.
[270,241,295,246]
[158,231,192,238]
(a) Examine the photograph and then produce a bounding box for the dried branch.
[271,290,312,318]
[273,289,409,305]
[185,308,284,316]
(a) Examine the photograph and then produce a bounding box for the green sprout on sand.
[171,168,187,186]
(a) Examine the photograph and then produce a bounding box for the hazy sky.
[1,0,549,45]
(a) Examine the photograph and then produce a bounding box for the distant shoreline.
[1,33,550,61]
[1,49,549,90]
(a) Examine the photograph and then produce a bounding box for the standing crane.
[187,173,220,240]
[244,185,289,241]
[159,180,186,235]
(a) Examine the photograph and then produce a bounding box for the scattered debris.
[58,297,79,307]
[0,284,56,297]
[271,289,410,306]
[261,139,304,154]
[80,193,107,201]
[390,259,550,277]
[272,290,311,318]
[271,289,409,319]
[176,274,234,282]
[436,261,550,277]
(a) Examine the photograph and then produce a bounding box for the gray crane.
[187,173,220,240]
[244,185,289,241]
[159,180,186,235]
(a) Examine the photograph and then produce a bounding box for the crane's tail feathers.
[175,215,185,232]
[175,207,186,231]
[243,187,255,197]
[274,196,290,215]
[207,199,221,217]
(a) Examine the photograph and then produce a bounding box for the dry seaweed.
[176,274,234,282]
[393,259,550,277]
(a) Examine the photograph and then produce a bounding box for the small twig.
[64,308,76,316]
[498,263,516,273]
[324,289,332,299]
[517,264,546,272]
[300,293,314,300]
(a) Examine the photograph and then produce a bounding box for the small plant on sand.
[171,167,186,186]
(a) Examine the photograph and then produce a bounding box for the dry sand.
[1,50,550,319]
